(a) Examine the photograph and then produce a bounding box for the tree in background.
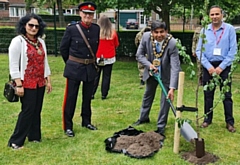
[96,0,240,31]
[25,0,240,28]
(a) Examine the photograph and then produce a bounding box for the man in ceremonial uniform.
[60,1,100,137]
[133,20,181,138]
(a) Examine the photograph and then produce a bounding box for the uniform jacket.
[134,27,150,47]
[136,31,181,89]
[60,22,100,82]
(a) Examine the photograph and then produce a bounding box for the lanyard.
[212,24,225,46]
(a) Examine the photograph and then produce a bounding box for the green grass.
[0,54,240,165]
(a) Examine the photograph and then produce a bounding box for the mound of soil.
[113,131,164,158]
[182,151,219,164]
[105,126,219,163]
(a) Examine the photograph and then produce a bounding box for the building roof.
[9,3,26,7]
[0,0,9,2]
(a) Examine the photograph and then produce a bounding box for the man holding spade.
[133,20,181,138]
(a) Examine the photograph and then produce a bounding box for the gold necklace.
[151,34,172,58]
[21,35,42,55]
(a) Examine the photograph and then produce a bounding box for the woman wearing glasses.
[7,13,52,149]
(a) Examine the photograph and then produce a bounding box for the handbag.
[3,75,19,102]
[97,55,105,66]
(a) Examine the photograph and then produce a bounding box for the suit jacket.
[136,31,181,89]
[60,22,100,82]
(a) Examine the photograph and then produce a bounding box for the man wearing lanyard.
[196,5,237,132]
[133,20,181,138]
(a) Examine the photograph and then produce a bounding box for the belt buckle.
[85,59,89,64]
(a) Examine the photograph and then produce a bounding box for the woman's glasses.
[28,23,39,29]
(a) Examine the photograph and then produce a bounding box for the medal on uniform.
[153,59,161,66]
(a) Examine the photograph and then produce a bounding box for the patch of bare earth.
[181,151,219,164]
[113,131,164,158]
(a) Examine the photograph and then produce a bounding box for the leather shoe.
[65,129,75,137]
[201,122,210,128]
[28,140,41,143]
[83,124,97,130]
[154,129,166,142]
[8,142,23,150]
[226,123,236,133]
[101,96,106,100]
[132,118,150,126]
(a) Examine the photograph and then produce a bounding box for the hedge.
[0,27,239,60]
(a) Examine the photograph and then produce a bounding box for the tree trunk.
[25,0,32,14]
[56,0,65,27]
[161,1,170,33]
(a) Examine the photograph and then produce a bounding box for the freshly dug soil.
[113,131,164,158]
[182,151,219,164]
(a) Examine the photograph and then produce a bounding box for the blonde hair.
[97,15,113,39]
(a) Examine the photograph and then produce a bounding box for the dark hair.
[151,20,167,31]
[209,5,223,14]
[16,13,46,38]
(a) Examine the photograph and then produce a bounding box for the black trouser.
[202,61,234,125]
[92,64,113,97]
[8,86,45,146]
[63,78,94,131]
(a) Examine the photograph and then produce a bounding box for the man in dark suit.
[60,1,100,137]
[133,20,181,137]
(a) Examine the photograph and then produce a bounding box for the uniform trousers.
[92,64,113,97]
[8,86,45,146]
[139,76,171,133]
[63,78,94,131]
[203,61,234,125]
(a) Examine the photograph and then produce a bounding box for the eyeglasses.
[28,23,39,29]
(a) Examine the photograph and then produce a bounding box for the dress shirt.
[196,22,237,70]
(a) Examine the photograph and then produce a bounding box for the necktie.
[155,42,161,78]
[156,42,161,53]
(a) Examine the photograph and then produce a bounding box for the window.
[9,7,26,17]
[0,3,5,10]
[140,12,144,24]
[9,7,17,17]
[18,8,26,17]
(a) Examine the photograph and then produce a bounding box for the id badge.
[213,48,221,56]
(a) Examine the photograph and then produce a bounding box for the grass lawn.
[0,54,240,165]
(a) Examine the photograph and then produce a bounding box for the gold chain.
[21,35,42,55]
[151,33,172,58]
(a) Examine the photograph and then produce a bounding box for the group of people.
[6,2,237,150]
[7,1,119,149]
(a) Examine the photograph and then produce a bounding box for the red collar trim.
[81,22,91,28]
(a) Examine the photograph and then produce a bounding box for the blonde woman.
[92,15,119,100]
